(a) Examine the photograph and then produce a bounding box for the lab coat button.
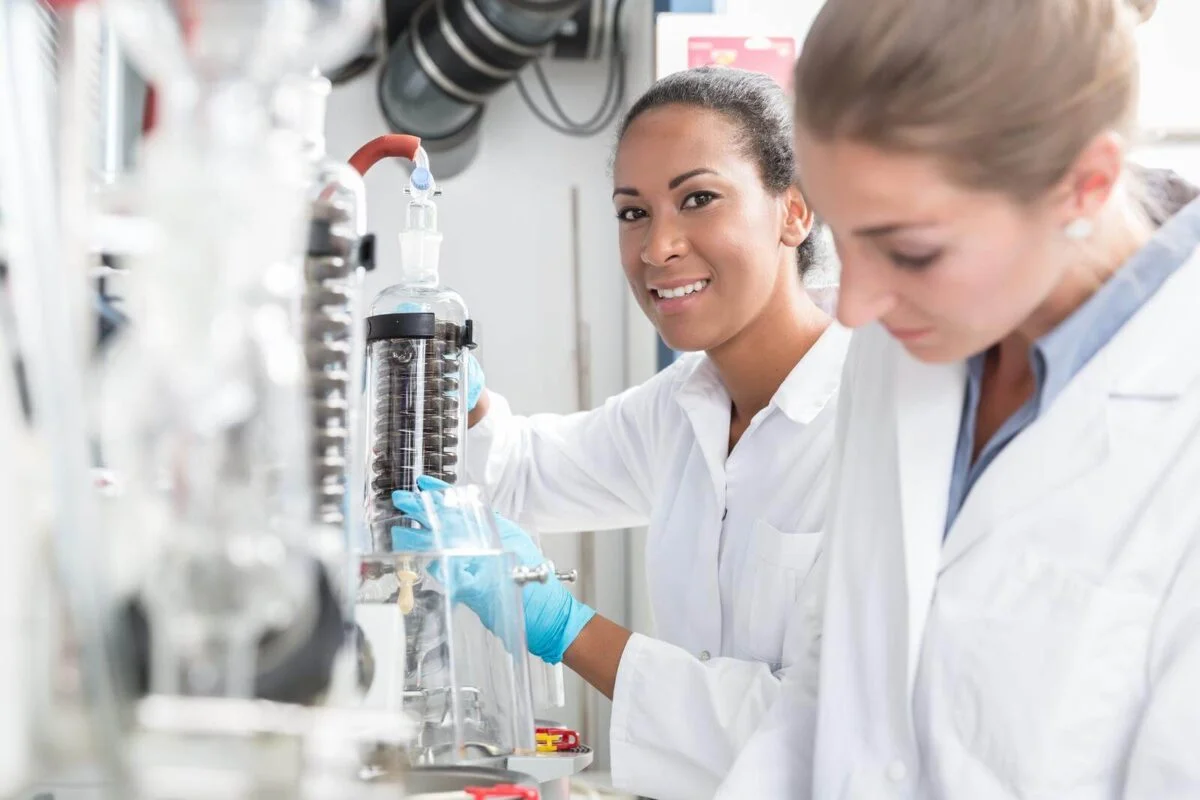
[699,650,711,662]
[886,760,907,782]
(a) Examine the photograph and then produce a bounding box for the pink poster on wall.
[686,36,797,92]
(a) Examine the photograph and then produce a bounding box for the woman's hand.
[465,352,489,426]
[391,475,595,664]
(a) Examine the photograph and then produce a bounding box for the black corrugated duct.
[378,0,586,177]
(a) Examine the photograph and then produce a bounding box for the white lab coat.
[466,324,851,799]
[716,246,1200,799]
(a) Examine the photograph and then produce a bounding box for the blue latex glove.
[465,351,484,412]
[392,476,595,664]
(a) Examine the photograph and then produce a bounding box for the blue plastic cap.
[411,167,433,192]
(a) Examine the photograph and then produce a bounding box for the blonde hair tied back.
[794,0,1148,203]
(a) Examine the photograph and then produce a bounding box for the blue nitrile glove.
[391,476,595,664]
[465,351,484,412]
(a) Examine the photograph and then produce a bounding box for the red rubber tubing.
[349,134,422,176]
[142,87,158,134]
[141,0,196,135]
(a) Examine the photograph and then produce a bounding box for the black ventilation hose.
[411,0,585,105]
[499,0,581,13]
[385,0,428,47]
[378,0,586,169]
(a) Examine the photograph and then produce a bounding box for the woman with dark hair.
[395,66,845,798]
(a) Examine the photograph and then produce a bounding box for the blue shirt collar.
[968,196,1200,412]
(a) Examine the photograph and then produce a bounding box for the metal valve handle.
[512,561,579,586]
[512,563,551,586]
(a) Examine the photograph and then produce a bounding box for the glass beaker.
[355,485,537,767]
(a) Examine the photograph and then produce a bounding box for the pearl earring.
[1064,217,1094,241]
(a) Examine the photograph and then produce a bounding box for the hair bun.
[1126,0,1157,23]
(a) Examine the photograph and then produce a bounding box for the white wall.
[1132,2,1200,185]
[1137,3,1200,135]
[715,0,824,33]
[325,2,658,771]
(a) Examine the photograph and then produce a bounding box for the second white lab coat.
[716,245,1200,798]
[466,324,851,799]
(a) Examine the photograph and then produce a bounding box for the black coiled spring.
[425,321,462,482]
[304,199,361,527]
[367,315,466,524]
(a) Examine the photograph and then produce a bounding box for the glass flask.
[355,485,537,767]
[363,310,470,529]
[358,163,472,554]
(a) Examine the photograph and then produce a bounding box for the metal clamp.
[512,562,579,586]
[512,563,551,586]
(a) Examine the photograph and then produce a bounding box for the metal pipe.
[96,21,135,186]
[568,184,600,749]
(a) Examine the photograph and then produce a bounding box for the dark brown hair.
[619,66,822,274]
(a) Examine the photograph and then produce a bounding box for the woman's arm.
[608,635,798,800]
[463,359,688,533]
[562,615,633,698]
[559,605,814,800]
[559,569,823,800]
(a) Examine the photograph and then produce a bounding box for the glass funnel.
[355,485,536,767]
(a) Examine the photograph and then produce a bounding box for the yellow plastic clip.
[535,732,562,753]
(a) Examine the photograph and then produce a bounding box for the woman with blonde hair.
[716,0,1200,796]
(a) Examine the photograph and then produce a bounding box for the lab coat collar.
[672,323,851,500]
[1036,194,1200,405]
[673,353,725,404]
[942,214,1200,570]
[1106,198,1200,398]
[891,232,1200,717]
[939,354,1113,570]
[771,322,853,425]
[674,356,731,501]
[673,322,852,425]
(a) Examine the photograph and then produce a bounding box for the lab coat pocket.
[746,520,822,663]
[942,551,1158,790]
